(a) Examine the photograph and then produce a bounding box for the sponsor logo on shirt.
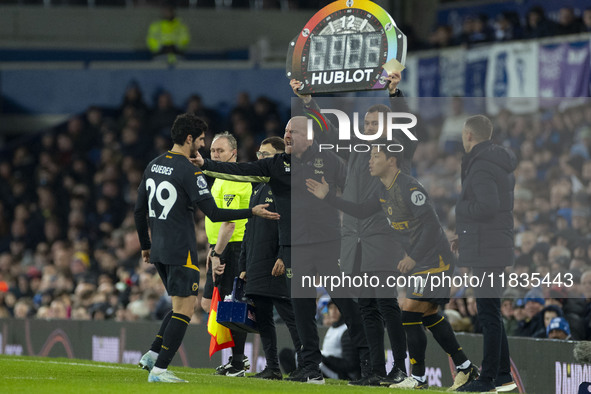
[224,194,235,207]
[411,191,426,206]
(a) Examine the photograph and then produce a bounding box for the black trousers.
[286,242,369,370]
[354,242,406,376]
[250,294,303,369]
[472,267,511,382]
[358,295,406,376]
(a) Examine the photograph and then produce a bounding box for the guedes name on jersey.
[318,143,404,153]
[151,164,174,175]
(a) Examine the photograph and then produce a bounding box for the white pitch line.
[2,358,205,376]
[5,358,130,370]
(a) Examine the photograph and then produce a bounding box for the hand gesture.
[141,250,151,264]
[289,79,312,104]
[189,150,204,167]
[252,203,280,220]
[272,258,285,276]
[205,247,212,272]
[306,176,330,199]
[386,71,402,95]
[450,237,459,254]
[212,256,225,282]
[397,254,416,274]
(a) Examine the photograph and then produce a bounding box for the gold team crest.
[313,158,324,168]
[192,283,198,291]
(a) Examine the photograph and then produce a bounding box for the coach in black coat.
[236,137,304,377]
[455,135,517,269]
[239,181,287,299]
[453,115,517,393]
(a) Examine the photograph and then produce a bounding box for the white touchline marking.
[5,359,129,370]
[2,358,207,376]
[4,376,57,380]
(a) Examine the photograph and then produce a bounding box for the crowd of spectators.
[414,99,591,341]
[1,83,591,345]
[0,83,285,324]
[425,5,591,50]
[1,0,336,10]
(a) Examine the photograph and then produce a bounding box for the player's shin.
[150,310,173,353]
[402,311,426,380]
[423,312,469,367]
[154,313,191,370]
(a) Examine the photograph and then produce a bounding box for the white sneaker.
[138,351,157,372]
[496,381,517,392]
[390,376,419,389]
[148,369,187,383]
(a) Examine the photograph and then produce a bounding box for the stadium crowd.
[423,5,591,50]
[0,83,590,345]
[0,84,285,324]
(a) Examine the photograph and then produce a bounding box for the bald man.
[194,117,368,384]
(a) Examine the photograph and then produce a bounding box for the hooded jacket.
[456,140,517,267]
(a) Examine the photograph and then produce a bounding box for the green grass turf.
[0,355,458,393]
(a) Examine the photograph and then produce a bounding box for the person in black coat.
[452,115,517,393]
[193,117,368,384]
[238,136,303,380]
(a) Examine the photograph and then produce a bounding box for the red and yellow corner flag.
[207,287,234,357]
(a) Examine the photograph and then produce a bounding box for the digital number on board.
[286,0,406,94]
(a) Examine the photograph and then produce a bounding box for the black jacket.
[515,311,544,338]
[239,182,288,299]
[303,94,417,273]
[456,140,517,268]
[202,153,291,248]
[291,142,347,245]
[202,146,347,248]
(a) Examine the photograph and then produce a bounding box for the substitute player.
[134,114,279,383]
[306,144,479,390]
[202,132,252,377]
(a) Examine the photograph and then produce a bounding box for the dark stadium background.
[0,1,591,392]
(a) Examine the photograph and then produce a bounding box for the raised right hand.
[289,79,312,104]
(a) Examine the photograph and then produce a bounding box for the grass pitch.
[0,355,452,393]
